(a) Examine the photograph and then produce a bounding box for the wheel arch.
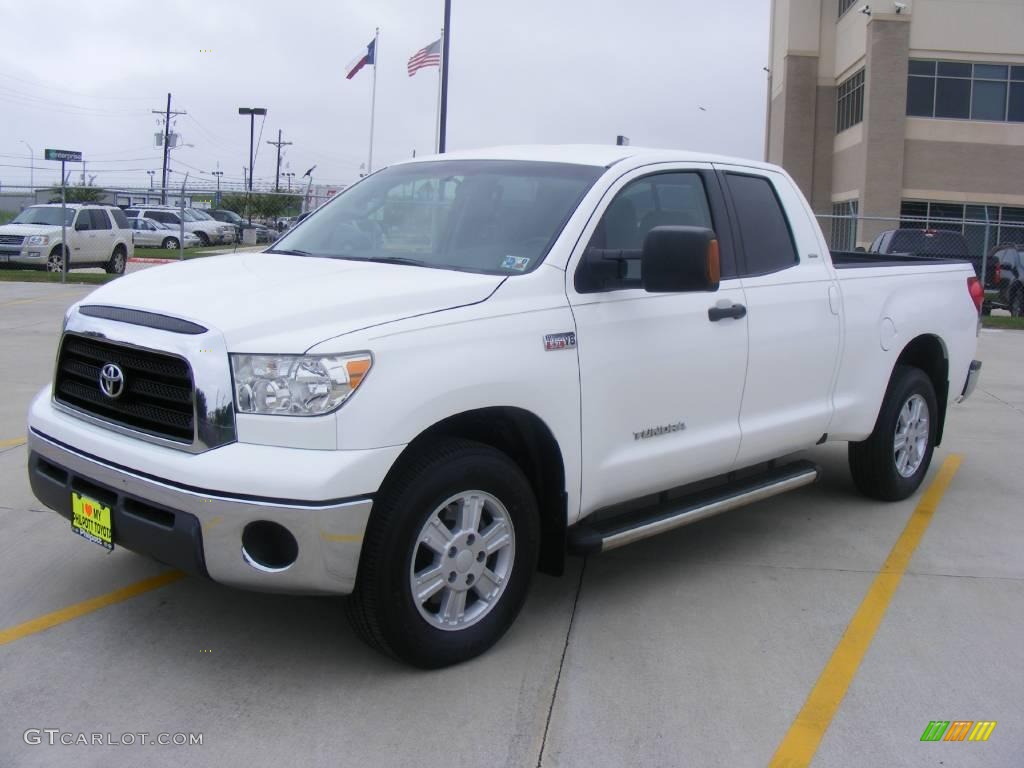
[893,333,949,445]
[384,406,567,577]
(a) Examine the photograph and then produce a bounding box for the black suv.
[990,244,1024,316]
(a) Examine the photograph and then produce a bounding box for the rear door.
[567,164,749,513]
[89,209,116,263]
[715,166,841,467]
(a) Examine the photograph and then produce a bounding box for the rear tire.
[105,246,126,275]
[1011,290,1024,318]
[346,438,539,668]
[849,365,938,501]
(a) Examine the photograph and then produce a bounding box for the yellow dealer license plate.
[71,493,113,551]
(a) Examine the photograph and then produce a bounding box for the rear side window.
[148,211,179,225]
[725,173,798,276]
[109,208,130,229]
[89,210,112,230]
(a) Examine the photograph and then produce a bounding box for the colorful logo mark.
[920,721,996,742]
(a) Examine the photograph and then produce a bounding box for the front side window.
[268,160,602,275]
[725,174,798,276]
[579,171,723,291]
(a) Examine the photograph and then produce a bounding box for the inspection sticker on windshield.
[501,255,531,272]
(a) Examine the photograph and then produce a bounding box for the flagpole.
[438,0,451,153]
[368,27,379,173]
[434,27,443,153]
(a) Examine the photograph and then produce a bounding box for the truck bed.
[829,250,972,269]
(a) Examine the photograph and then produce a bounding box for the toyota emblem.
[99,363,125,399]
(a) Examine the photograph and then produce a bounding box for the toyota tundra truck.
[26,146,982,668]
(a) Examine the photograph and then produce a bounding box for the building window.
[831,201,859,250]
[900,201,1024,255]
[836,69,865,133]
[838,0,857,18]
[907,59,1024,122]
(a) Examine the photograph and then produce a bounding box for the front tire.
[849,365,938,501]
[346,438,539,668]
[162,237,179,250]
[46,246,66,273]
[195,231,210,246]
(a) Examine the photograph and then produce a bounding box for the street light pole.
[237,107,267,192]
[19,140,33,193]
[147,170,155,189]
[212,170,223,206]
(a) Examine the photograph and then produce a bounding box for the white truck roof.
[393,144,780,173]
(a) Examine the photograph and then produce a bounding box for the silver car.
[129,218,200,249]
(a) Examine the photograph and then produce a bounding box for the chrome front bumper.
[28,429,373,595]
[956,359,982,403]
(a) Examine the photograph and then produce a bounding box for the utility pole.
[152,93,186,205]
[266,129,292,192]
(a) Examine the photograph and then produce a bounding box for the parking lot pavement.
[1,281,1021,767]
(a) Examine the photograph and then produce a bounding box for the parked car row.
[128,218,201,249]
[124,206,235,246]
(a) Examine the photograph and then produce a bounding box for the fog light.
[241,520,298,572]
[28,251,41,258]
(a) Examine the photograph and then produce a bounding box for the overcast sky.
[0,0,770,192]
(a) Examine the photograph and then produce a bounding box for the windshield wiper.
[265,248,314,257]
[368,255,428,268]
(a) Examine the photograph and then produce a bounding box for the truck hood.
[0,223,61,238]
[78,252,505,350]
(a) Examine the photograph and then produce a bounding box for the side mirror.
[75,219,90,232]
[642,226,720,293]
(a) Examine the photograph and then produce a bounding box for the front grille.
[0,235,25,246]
[54,335,195,443]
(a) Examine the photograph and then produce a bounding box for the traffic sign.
[44,149,82,162]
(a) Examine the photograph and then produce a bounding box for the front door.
[89,209,116,264]
[568,165,749,514]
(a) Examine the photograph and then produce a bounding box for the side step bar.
[567,460,819,555]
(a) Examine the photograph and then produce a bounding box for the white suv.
[124,207,234,246]
[0,203,134,273]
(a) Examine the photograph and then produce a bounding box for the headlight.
[230,353,372,416]
[26,235,50,246]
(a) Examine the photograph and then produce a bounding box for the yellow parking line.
[0,570,184,647]
[769,454,962,768]
[0,437,26,449]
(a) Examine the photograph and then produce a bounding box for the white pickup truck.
[26,146,982,668]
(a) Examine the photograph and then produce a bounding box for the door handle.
[708,303,747,322]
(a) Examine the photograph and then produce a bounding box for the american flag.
[407,39,441,77]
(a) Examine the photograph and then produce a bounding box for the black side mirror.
[75,219,90,231]
[642,226,720,293]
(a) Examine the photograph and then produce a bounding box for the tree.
[218,192,301,221]
[48,185,106,203]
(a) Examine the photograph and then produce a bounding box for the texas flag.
[346,38,376,80]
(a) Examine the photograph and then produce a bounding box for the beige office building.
[766,0,1024,251]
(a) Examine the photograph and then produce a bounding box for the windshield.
[216,210,243,223]
[268,160,602,274]
[12,206,74,226]
[190,210,213,220]
[181,209,201,221]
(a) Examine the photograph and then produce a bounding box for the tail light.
[967,276,983,313]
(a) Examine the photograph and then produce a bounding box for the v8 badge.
[543,332,576,351]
